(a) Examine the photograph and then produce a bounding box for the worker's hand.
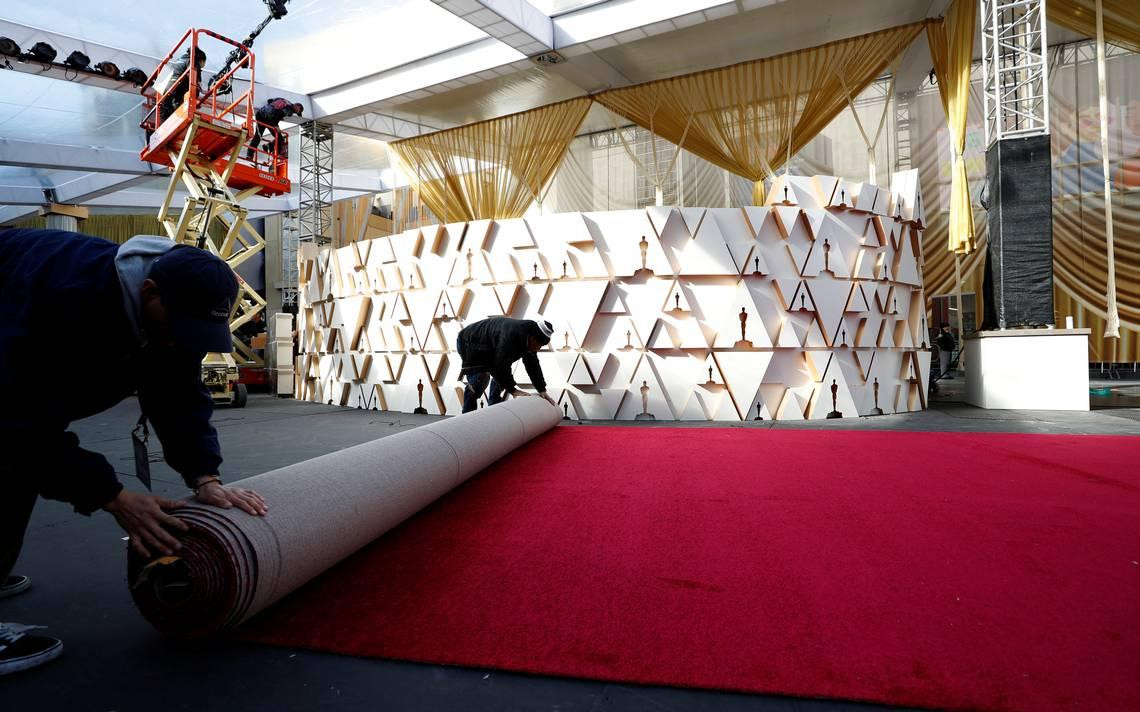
[103,490,189,559]
[511,388,530,398]
[538,391,557,407]
[194,481,268,516]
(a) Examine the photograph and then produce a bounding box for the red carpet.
[243,428,1140,711]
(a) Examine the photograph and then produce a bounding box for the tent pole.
[1096,0,1120,339]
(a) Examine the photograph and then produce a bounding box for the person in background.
[158,48,206,124]
[246,98,303,160]
[936,323,956,379]
[455,317,557,413]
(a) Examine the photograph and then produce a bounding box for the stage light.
[65,50,91,70]
[27,41,57,64]
[94,60,120,78]
[122,67,147,85]
[0,37,19,57]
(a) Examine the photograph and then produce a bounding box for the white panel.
[295,175,931,420]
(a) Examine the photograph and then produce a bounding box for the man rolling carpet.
[0,228,267,676]
[456,317,557,413]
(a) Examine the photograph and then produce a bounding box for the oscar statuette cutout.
[635,235,652,276]
[413,378,428,414]
[635,380,656,421]
[826,378,842,419]
[735,307,753,348]
[871,377,884,415]
[621,329,633,351]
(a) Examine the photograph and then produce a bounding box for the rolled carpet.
[128,397,561,637]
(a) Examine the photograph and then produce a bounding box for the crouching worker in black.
[456,317,557,413]
[0,229,268,677]
[246,97,303,160]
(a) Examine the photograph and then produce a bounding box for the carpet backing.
[128,397,561,637]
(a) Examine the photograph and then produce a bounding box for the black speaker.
[982,134,1054,329]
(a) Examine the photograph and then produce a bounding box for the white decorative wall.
[295,172,932,420]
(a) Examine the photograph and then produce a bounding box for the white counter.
[964,329,1090,411]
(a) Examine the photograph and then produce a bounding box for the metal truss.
[299,121,334,244]
[281,209,301,309]
[336,112,448,141]
[981,0,1050,146]
[893,90,914,171]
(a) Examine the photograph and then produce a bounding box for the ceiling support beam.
[0,138,160,176]
[431,0,553,56]
[0,19,310,112]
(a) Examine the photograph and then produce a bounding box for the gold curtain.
[389,97,591,223]
[6,214,181,244]
[1048,0,1140,54]
[593,22,926,204]
[928,0,977,255]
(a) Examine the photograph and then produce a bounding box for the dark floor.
[4,393,1138,711]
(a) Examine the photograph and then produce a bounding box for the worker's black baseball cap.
[149,245,239,353]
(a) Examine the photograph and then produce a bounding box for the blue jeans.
[462,372,506,413]
[458,336,505,413]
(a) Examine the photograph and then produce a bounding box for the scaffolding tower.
[299,121,334,244]
[981,0,1050,145]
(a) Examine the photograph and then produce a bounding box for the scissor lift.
[140,28,291,406]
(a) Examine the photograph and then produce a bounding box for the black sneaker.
[0,623,63,675]
[0,575,31,599]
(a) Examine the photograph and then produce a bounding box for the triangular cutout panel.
[742,206,773,238]
[715,351,775,420]
[677,212,743,276]
[585,210,671,277]
[544,280,608,344]
[565,243,610,279]
[678,207,706,236]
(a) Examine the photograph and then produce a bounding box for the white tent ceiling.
[0,0,1103,223]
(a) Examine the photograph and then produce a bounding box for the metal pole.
[1096,0,1120,339]
[954,253,966,371]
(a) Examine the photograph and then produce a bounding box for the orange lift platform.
[140,28,290,198]
[138,28,291,399]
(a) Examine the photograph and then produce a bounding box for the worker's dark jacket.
[456,317,546,393]
[255,98,292,126]
[161,56,200,116]
[0,229,222,514]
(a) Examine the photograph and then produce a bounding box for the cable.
[207,1,290,95]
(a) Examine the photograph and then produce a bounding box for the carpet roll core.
[128,398,561,637]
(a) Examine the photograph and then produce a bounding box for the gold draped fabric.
[914,51,1140,361]
[928,0,977,255]
[389,98,591,223]
[593,22,925,204]
[1048,0,1140,54]
[7,214,195,244]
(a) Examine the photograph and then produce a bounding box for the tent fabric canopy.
[1048,0,1140,54]
[927,0,977,255]
[592,21,926,203]
[389,98,591,223]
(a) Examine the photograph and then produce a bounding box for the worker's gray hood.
[115,235,178,344]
